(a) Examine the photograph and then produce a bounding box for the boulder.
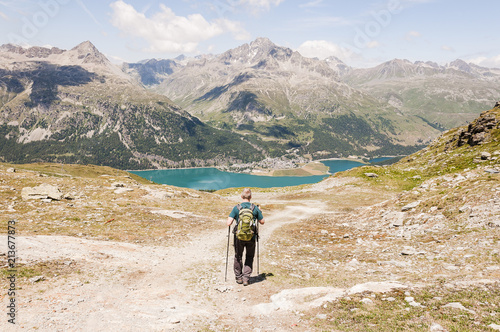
[21,184,63,200]
[6,168,15,173]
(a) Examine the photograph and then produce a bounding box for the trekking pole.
[257,221,260,275]
[225,225,230,282]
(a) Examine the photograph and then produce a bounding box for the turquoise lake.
[130,159,369,190]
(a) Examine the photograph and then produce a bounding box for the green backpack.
[236,203,256,241]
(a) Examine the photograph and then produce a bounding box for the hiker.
[227,188,265,286]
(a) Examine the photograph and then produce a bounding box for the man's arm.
[258,218,265,225]
[227,217,234,227]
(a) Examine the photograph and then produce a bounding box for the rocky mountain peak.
[249,37,275,51]
[218,37,293,66]
[449,59,473,73]
[69,41,109,65]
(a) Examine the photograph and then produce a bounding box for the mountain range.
[1,38,499,169]
[0,41,260,169]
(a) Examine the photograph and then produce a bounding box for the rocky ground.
[0,106,499,331]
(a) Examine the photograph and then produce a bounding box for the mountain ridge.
[1,39,499,169]
[0,41,263,169]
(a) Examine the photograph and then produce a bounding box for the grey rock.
[386,211,406,227]
[114,188,134,194]
[111,182,126,188]
[489,324,500,331]
[6,168,15,173]
[364,173,379,178]
[402,201,420,212]
[430,323,446,331]
[29,276,45,283]
[21,184,63,200]
[408,300,424,307]
[360,298,374,305]
[485,168,499,174]
[481,152,492,160]
[442,302,476,314]
[459,205,470,213]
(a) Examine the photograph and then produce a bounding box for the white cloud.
[441,45,454,52]
[299,0,324,8]
[296,40,350,60]
[109,1,249,53]
[469,55,500,68]
[405,30,421,41]
[366,40,380,49]
[240,0,285,11]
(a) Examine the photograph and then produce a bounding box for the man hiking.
[227,188,265,286]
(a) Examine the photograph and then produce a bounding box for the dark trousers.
[233,235,256,282]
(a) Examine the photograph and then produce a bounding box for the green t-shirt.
[229,202,263,222]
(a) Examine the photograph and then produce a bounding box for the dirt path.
[1,199,326,331]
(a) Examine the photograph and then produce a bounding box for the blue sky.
[1,0,499,68]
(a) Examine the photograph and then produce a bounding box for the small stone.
[412,175,422,180]
[402,201,420,212]
[111,182,126,188]
[364,173,379,178]
[114,188,134,194]
[459,205,470,213]
[488,323,500,331]
[29,276,44,283]
[481,152,492,160]
[430,323,446,331]
[485,169,500,174]
[442,302,476,314]
[321,230,329,235]
[6,168,15,173]
[316,314,327,320]
[386,297,396,302]
[408,301,424,307]
[404,296,414,302]
[360,298,374,305]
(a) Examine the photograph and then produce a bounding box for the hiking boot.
[243,280,249,286]
[236,279,243,284]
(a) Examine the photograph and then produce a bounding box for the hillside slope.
[344,59,500,130]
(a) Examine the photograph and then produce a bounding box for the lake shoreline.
[128,156,400,178]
